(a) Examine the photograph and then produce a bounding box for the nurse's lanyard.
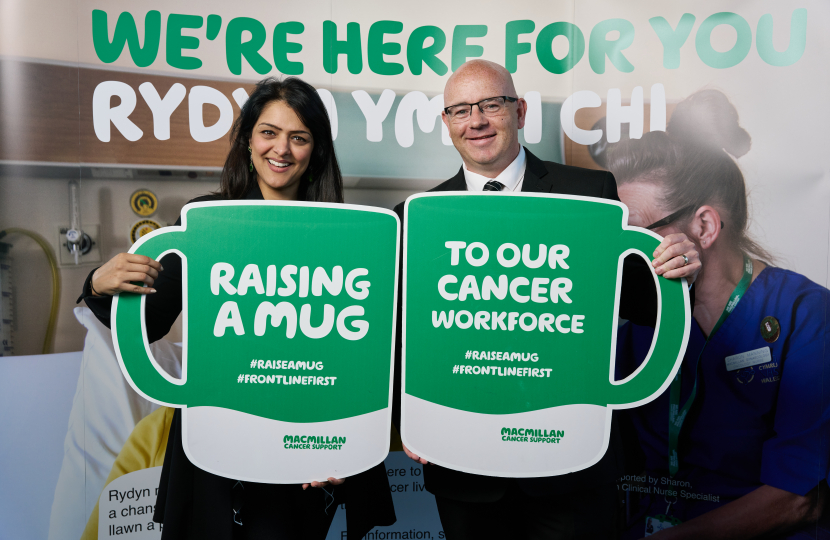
[667,255,753,477]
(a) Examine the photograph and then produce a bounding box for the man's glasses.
[443,96,518,123]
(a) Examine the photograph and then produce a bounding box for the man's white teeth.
[267,158,290,167]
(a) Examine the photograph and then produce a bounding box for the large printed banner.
[0,1,828,540]
[401,193,690,476]
[113,202,399,483]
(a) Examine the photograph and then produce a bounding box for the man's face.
[442,67,527,177]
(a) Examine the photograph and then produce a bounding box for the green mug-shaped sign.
[112,202,399,483]
[401,193,690,477]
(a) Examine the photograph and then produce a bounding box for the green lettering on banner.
[273,22,305,75]
[649,14,696,69]
[756,9,808,67]
[323,21,363,74]
[451,25,488,71]
[505,20,535,73]
[92,10,161,67]
[167,13,203,70]
[206,14,222,41]
[589,18,635,74]
[407,26,448,76]
[368,21,404,75]
[535,22,585,74]
[695,12,752,69]
[226,17,272,75]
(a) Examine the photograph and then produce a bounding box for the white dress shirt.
[463,146,527,192]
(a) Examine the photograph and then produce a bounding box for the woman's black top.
[78,184,396,539]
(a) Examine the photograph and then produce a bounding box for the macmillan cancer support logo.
[501,427,565,444]
[283,435,346,450]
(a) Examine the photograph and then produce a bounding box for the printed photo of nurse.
[601,90,830,539]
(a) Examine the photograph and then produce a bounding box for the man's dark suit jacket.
[392,148,664,503]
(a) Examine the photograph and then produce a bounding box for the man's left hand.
[652,233,701,284]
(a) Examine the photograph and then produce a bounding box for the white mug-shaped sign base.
[402,396,609,477]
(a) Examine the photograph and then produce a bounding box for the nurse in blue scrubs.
[607,90,829,539]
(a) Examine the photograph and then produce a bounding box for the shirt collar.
[463,146,526,192]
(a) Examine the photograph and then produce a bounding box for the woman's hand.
[652,233,701,284]
[91,253,163,296]
[302,477,345,490]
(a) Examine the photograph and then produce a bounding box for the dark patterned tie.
[482,180,505,192]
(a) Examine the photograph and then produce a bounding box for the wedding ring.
[681,254,689,266]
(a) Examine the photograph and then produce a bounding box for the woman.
[608,90,828,539]
[78,77,396,539]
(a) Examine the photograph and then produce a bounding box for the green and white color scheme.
[401,193,690,477]
[111,201,399,483]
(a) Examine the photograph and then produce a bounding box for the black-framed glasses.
[645,205,695,230]
[443,96,518,122]
[645,205,724,231]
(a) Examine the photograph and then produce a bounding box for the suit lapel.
[436,167,467,191]
[521,148,553,194]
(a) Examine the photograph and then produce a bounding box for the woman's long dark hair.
[218,77,344,203]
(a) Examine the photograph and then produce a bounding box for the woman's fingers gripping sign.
[91,253,163,296]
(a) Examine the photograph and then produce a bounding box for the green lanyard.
[667,255,753,477]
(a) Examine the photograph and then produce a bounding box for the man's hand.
[652,233,701,284]
[302,477,345,490]
[403,443,429,465]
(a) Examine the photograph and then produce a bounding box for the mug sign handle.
[607,229,690,406]
[111,229,189,407]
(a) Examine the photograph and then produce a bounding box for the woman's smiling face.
[249,100,314,200]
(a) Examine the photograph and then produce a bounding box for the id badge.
[645,515,681,536]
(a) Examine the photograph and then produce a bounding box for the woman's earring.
[248,147,253,173]
[307,173,314,183]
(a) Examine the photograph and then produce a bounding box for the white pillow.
[47,307,182,540]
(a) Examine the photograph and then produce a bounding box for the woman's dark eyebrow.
[257,122,311,136]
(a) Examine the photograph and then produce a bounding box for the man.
[392,60,700,540]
